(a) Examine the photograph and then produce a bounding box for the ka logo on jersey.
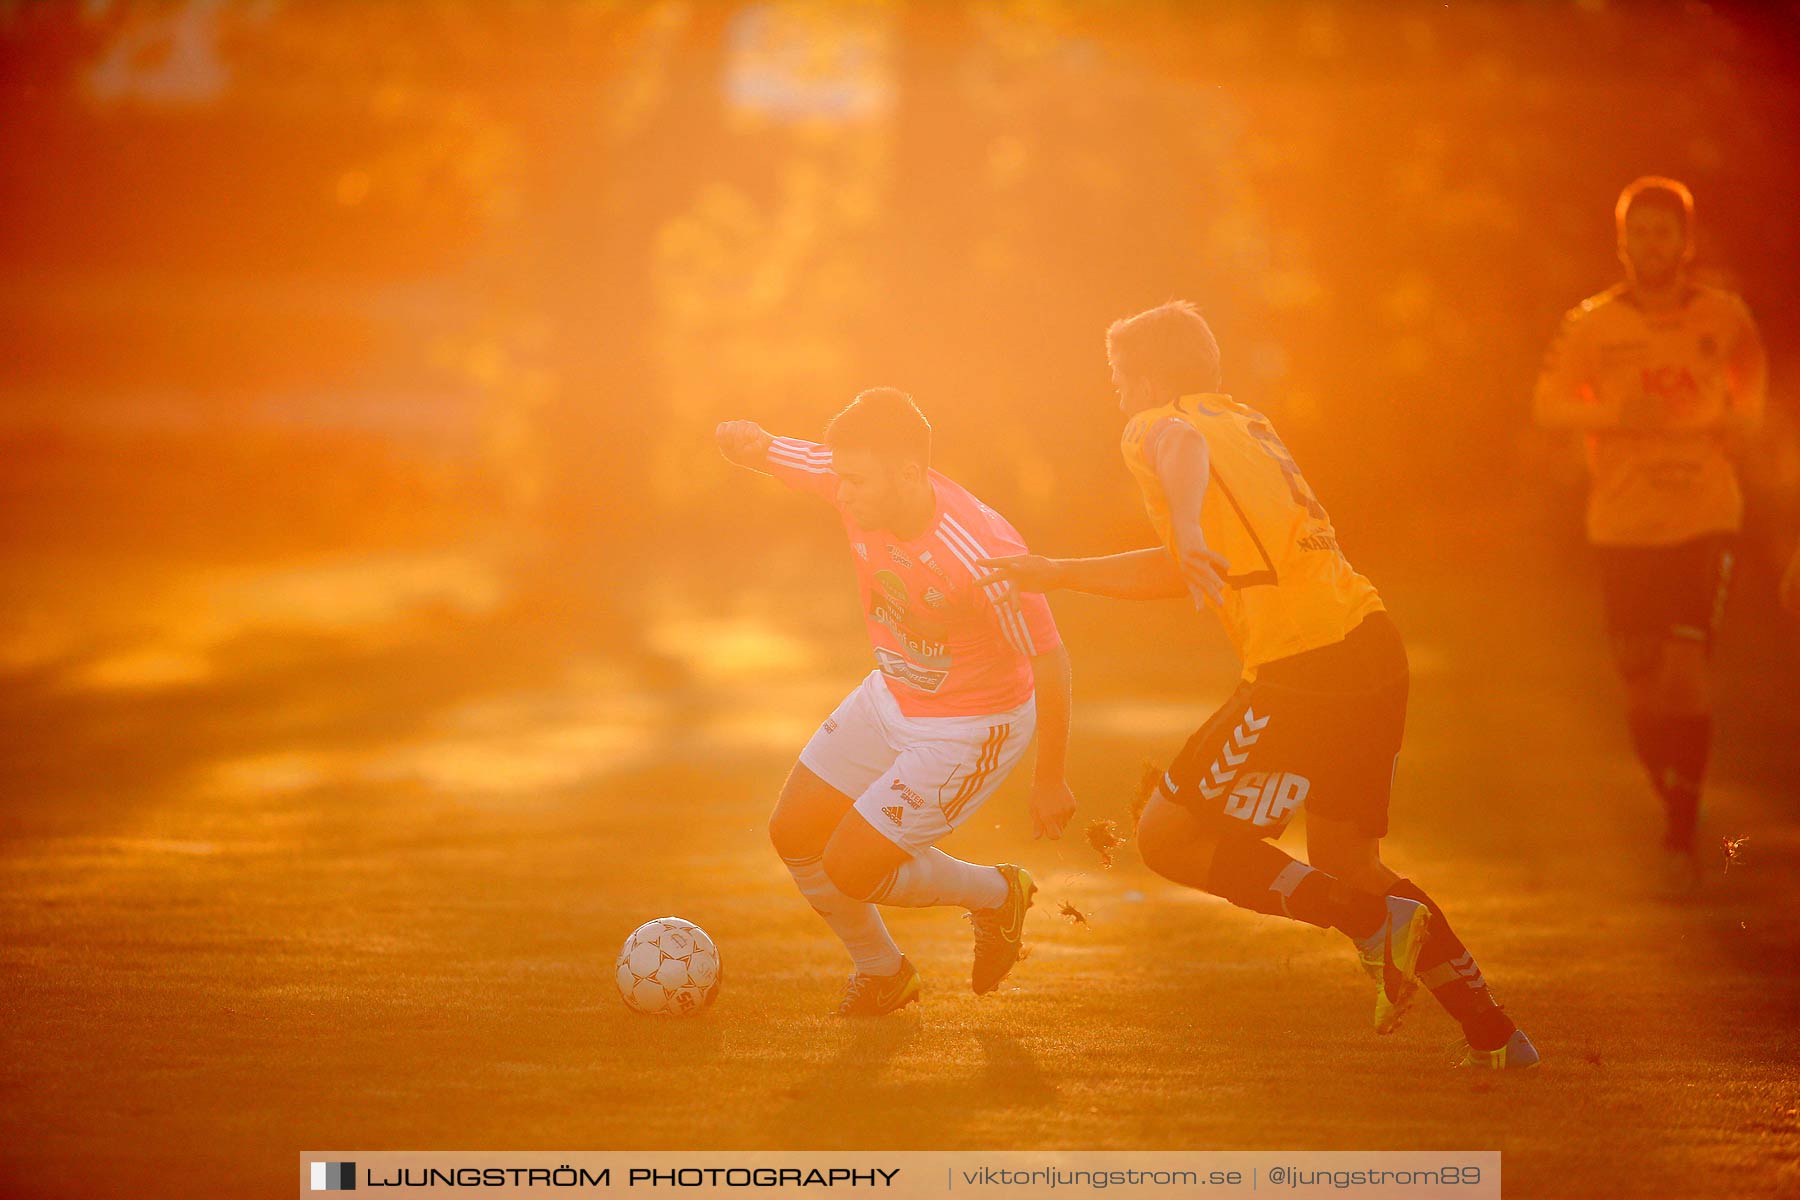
[1641,364,1699,406]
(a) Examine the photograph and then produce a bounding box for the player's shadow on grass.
[964,1025,1055,1102]
[765,1019,1055,1145]
[604,1011,730,1067]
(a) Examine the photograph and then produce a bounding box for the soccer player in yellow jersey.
[982,301,1538,1069]
[1535,177,1767,884]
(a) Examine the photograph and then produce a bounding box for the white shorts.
[799,671,1036,856]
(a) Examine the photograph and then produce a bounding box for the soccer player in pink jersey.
[716,388,1076,1015]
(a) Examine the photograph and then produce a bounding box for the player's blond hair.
[1106,301,1222,395]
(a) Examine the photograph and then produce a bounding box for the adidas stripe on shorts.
[800,670,1035,855]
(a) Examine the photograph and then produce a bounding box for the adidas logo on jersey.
[923,586,946,609]
[882,805,904,827]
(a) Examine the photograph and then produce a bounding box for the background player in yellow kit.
[983,302,1538,1068]
[1535,177,1767,885]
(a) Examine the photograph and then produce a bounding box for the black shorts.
[1161,612,1408,840]
[1595,534,1734,653]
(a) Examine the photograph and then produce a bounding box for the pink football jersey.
[764,436,1060,718]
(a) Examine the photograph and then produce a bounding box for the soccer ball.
[614,917,721,1016]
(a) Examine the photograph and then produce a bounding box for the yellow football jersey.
[1121,393,1385,674]
[1535,283,1766,547]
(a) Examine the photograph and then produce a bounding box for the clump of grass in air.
[1085,818,1126,868]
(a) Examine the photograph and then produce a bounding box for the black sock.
[1662,713,1712,787]
[1206,839,1386,940]
[1627,709,1672,781]
[1389,879,1515,1051]
[1660,714,1711,851]
[1661,789,1699,852]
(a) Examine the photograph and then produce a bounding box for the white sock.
[871,848,1007,910]
[783,853,904,976]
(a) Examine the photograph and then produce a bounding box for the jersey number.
[1245,418,1327,521]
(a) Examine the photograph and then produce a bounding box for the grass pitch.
[2,546,1797,1199]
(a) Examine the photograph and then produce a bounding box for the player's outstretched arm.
[1149,421,1229,610]
[980,423,1226,606]
[717,422,840,499]
[1026,643,1076,841]
[715,420,776,471]
[1144,422,1231,611]
[977,548,1188,601]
